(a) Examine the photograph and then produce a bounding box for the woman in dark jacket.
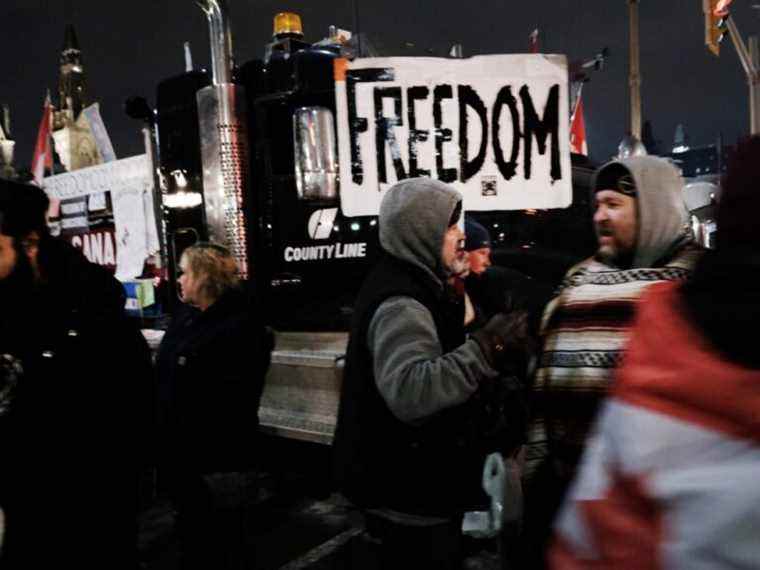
[155,242,273,570]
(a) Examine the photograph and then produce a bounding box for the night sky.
[2,0,758,169]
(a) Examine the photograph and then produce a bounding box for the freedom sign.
[334,54,572,216]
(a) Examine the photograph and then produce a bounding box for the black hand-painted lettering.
[520,84,561,182]
[346,68,395,185]
[374,86,407,184]
[492,86,521,181]
[458,85,489,183]
[433,85,457,183]
[407,86,431,178]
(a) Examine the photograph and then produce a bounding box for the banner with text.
[335,54,572,216]
[43,154,160,281]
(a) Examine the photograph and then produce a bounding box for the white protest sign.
[334,54,572,216]
[43,154,159,280]
[112,187,150,281]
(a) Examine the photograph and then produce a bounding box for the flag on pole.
[81,103,117,163]
[31,93,54,185]
[570,94,588,155]
[529,29,539,53]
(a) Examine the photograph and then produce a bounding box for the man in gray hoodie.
[333,177,530,568]
[522,156,703,567]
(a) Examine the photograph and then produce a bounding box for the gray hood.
[593,156,688,268]
[379,177,462,286]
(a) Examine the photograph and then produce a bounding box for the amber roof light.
[273,12,303,37]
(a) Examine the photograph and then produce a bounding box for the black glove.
[471,310,535,372]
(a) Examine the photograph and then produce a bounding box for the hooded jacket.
[523,158,702,557]
[332,178,497,518]
[552,140,760,567]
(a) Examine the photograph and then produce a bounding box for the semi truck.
[147,0,597,446]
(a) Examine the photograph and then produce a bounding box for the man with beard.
[521,157,702,567]
[333,178,533,569]
[0,179,151,569]
[550,136,760,570]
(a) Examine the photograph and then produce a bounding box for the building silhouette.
[51,24,102,172]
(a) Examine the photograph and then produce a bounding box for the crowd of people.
[0,138,758,569]
[0,183,273,569]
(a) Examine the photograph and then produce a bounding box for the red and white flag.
[31,94,54,185]
[529,28,539,53]
[569,94,588,155]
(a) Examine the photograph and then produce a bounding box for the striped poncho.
[526,242,702,480]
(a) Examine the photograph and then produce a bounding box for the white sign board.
[335,54,572,217]
[43,154,160,281]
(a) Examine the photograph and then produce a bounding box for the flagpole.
[628,0,642,140]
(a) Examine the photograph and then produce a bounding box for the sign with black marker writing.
[334,55,572,216]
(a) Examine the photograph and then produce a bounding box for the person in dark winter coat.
[462,217,553,334]
[155,242,273,570]
[333,177,534,569]
[0,179,152,569]
[459,218,553,458]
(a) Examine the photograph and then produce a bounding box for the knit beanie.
[465,218,491,251]
[593,163,637,197]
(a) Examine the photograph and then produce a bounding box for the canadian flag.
[570,95,588,155]
[31,94,54,185]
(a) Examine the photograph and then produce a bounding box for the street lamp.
[627,0,642,140]
[617,134,648,158]
[618,0,647,158]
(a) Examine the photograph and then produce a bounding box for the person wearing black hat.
[522,156,703,568]
[462,218,550,333]
[549,135,760,570]
[0,179,152,569]
[464,218,494,277]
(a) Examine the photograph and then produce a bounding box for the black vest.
[333,254,489,517]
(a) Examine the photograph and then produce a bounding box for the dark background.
[2,0,758,167]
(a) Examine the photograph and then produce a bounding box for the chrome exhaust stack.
[196,0,251,278]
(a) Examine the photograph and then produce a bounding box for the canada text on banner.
[334,54,572,216]
[42,154,159,281]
